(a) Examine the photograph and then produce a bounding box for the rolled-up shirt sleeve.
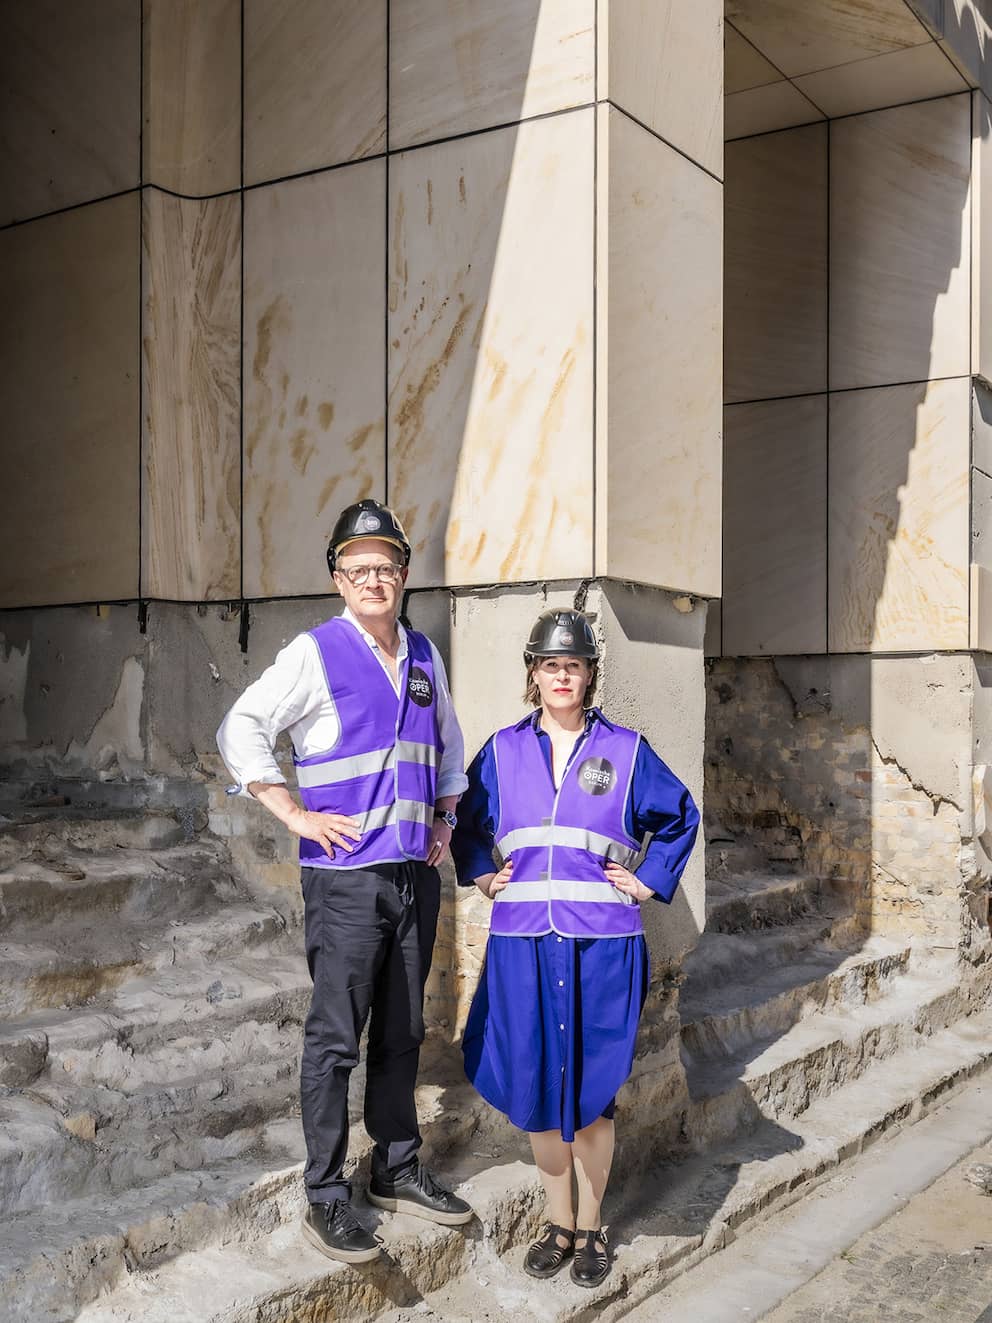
[429,644,469,800]
[451,738,500,884]
[216,635,323,797]
[629,738,700,902]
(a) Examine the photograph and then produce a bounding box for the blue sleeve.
[450,737,500,885]
[627,738,699,903]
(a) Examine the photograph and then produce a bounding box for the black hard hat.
[327,499,411,572]
[524,609,598,662]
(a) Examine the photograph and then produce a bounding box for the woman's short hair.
[524,658,598,709]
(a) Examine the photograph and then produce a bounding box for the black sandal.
[524,1222,575,1278]
[570,1227,610,1288]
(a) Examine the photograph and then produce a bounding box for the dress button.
[559,1023,565,1031]
[557,936,563,943]
[558,980,564,987]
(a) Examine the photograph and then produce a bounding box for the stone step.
[0,946,317,1218]
[0,841,234,930]
[680,958,973,1149]
[0,807,195,862]
[680,914,862,1005]
[40,1005,992,1323]
[0,986,474,1223]
[0,1068,305,1221]
[680,936,912,1061]
[0,948,312,1091]
[704,871,860,936]
[0,901,295,1017]
[0,1060,493,1321]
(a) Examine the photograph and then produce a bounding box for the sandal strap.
[575,1227,609,1257]
[533,1222,575,1246]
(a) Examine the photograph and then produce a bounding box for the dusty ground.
[623,1073,992,1323]
[764,1141,992,1323]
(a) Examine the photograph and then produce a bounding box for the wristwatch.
[434,808,457,830]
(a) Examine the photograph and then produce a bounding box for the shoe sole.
[300,1215,382,1263]
[366,1190,474,1226]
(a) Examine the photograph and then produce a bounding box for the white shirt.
[216,608,468,800]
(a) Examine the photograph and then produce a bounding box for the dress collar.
[513,705,612,733]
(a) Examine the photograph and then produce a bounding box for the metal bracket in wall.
[238,602,250,653]
[137,600,148,635]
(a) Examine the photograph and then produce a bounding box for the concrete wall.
[0,581,708,1041]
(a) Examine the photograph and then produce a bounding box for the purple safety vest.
[295,617,442,869]
[491,713,644,938]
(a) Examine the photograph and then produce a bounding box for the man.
[217,499,472,1264]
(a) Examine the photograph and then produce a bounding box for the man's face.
[332,538,408,623]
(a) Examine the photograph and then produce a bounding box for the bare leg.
[572,1116,615,1230]
[529,1130,576,1230]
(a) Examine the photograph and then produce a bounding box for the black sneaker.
[301,1200,381,1263]
[367,1160,473,1226]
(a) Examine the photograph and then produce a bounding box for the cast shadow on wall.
[699,8,980,1271]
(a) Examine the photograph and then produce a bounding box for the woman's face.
[533,655,592,716]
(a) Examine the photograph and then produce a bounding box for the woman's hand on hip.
[426,818,452,867]
[288,807,362,857]
[605,861,653,902]
[475,859,513,900]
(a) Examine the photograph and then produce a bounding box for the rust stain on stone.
[318,402,335,430]
[393,190,408,301]
[248,297,291,465]
[318,473,342,511]
[252,297,287,383]
[426,179,433,226]
[470,530,487,564]
[495,343,580,581]
[458,174,466,205]
[289,428,315,476]
[394,303,474,457]
[257,482,284,596]
[486,348,508,401]
[347,423,376,454]
[296,395,309,417]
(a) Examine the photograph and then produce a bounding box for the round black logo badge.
[407,665,434,707]
[577,756,616,796]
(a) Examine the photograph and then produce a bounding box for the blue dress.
[452,710,698,1141]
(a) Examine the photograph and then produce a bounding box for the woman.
[451,609,699,1288]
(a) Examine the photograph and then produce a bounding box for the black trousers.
[299,860,441,1204]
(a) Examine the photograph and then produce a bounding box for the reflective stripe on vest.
[494,824,639,869]
[294,740,438,789]
[489,714,643,938]
[296,618,442,869]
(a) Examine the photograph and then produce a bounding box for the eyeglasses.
[337,562,403,586]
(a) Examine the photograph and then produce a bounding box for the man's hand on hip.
[248,783,361,858]
[290,808,363,858]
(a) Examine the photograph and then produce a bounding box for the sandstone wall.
[706,654,992,958]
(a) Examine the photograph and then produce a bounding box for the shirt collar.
[341,605,408,657]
